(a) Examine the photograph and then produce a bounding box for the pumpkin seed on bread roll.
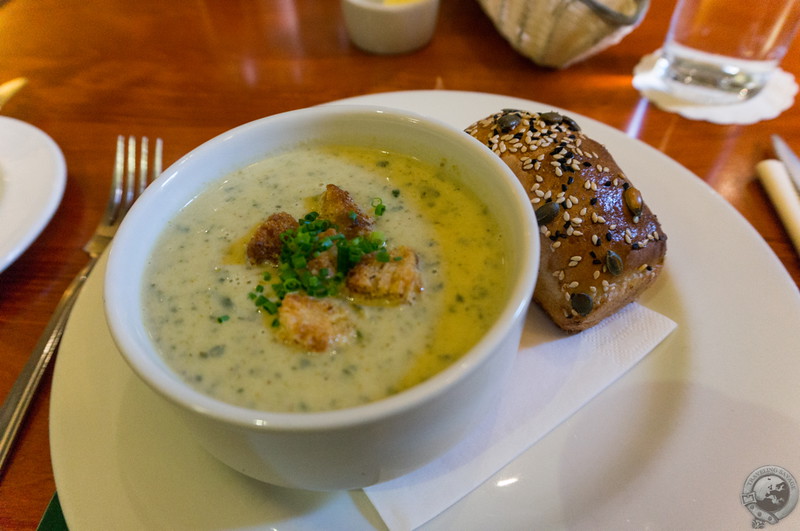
[466,109,667,332]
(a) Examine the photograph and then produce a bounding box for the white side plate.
[0,117,66,273]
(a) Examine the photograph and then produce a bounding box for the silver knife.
[771,135,800,195]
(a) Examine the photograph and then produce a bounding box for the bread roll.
[466,109,667,331]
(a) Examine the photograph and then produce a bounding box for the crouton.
[276,293,355,352]
[246,212,299,265]
[346,246,423,304]
[319,184,374,238]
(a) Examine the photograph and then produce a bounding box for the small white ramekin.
[341,0,440,54]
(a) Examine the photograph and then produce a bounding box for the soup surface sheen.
[142,144,510,412]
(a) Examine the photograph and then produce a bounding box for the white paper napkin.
[632,50,798,124]
[364,302,677,531]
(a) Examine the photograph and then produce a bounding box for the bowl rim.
[105,104,539,432]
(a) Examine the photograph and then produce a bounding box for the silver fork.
[0,136,162,477]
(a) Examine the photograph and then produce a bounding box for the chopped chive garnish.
[247,202,392,313]
[262,300,279,314]
[291,255,307,269]
[371,197,386,216]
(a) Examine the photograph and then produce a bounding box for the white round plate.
[0,117,66,273]
[50,91,800,529]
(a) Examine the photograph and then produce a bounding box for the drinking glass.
[656,0,800,104]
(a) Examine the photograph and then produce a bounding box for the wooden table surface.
[1,0,799,528]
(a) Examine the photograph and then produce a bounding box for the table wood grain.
[1,0,798,527]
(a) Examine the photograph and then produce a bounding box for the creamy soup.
[142,144,510,412]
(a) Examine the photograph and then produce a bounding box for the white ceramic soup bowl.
[105,105,539,491]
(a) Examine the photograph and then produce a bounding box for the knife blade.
[771,135,800,195]
[0,77,28,110]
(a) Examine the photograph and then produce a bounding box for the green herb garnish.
[248,204,389,312]
[371,197,386,216]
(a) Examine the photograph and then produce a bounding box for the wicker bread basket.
[477,0,649,68]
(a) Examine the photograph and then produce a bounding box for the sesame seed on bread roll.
[466,109,667,332]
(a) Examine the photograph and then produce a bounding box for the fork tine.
[125,136,136,210]
[103,136,125,225]
[153,137,163,181]
[138,136,149,197]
